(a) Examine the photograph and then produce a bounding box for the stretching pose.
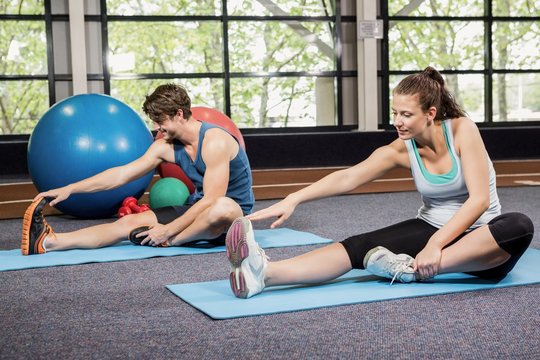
[22,84,254,255]
[224,67,534,299]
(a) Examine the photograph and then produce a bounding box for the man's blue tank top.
[172,121,254,214]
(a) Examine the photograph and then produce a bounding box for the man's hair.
[142,83,192,124]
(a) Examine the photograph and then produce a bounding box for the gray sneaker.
[226,217,268,298]
[363,246,416,284]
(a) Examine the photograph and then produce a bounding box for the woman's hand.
[247,197,298,228]
[413,243,442,280]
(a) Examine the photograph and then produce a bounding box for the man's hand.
[35,186,73,207]
[138,224,172,246]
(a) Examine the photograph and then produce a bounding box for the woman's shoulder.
[450,116,478,132]
[384,138,410,168]
[450,117,485,153]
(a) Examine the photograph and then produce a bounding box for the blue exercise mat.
[0,228,331,272]
[166,248,540,320]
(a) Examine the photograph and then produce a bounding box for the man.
[22,84,254,255]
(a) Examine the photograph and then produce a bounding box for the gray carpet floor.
[1,187,539,359]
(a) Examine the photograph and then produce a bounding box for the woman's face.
[391,93,432,140]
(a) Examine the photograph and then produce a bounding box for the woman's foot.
[226,217,268,298]
[363,246,417,284]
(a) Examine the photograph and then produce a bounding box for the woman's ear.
[427,106,437,121]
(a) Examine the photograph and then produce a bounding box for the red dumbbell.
[117,197,151,218]
[138,204,151,212]
[118,206,133,218]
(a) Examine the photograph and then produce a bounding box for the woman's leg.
[226,217,354,298]
[226,217,435,298]
[439,212,534,277]
[265,219,435,287]
[438,226,510,274]
[265,243,352,286]
[266,218,437,287]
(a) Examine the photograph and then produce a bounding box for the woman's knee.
[489,212,534,255]
[341,234,377,269]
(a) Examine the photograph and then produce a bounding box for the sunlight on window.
[109,53,136,73]
[7,40,22,61]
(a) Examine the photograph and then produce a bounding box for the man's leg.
[46,211,159,251]
[22,197,159,254]
[168,197,243,246]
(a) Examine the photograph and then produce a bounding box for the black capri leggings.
[341,212,534,279]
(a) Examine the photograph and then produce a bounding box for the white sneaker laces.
[387,258,414,285]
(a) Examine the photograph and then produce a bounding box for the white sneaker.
[363,246,417,284]
[226,217,268,298]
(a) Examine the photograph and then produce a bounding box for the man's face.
[155,115,176,140]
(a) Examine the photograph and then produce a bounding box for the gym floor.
[1,187,538,359]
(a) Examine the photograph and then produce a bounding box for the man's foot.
[363,246,417,284]
[21,197,55,255]
[128,226,169,247]
[226,217,268,299]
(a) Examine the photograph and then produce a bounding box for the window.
[104,0,356,130]
[383,0,540,127]
[1,1,538,135]
[0,0,49,135]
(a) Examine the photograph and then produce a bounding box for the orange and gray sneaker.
[21,197,55,255]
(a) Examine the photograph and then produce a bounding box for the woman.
[224,66,534,299]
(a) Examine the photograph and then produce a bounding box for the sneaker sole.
[21,198,44,255]
[128,226,151,245]
[226,218,250,299]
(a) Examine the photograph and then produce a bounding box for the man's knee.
[208,197,242,225]
[116,210,157,229]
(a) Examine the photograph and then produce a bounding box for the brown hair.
[142,83,192,124]
[393,66,466,120]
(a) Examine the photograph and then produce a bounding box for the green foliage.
[2,0,540,134]
[0,80,48,134]
[389,0,484,16]
[0,0,44,15]
[107,0,219,16]
[0,17,47,134]
[388,0,540,123]
[108,0,336,128]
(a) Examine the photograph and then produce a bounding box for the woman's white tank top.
[404,119,501,229]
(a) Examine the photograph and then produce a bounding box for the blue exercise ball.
[28,93,154,219]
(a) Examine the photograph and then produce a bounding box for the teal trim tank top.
[172,121,254,214]
[404,119,501,230]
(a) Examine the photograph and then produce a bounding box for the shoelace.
[257,247,270,262]
[388,258,414,285]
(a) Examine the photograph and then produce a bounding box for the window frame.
[379,1,540,129]
[98,0,357,133]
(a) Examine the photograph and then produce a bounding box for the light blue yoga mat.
[0,228,331,272]
[166,248,540,320]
